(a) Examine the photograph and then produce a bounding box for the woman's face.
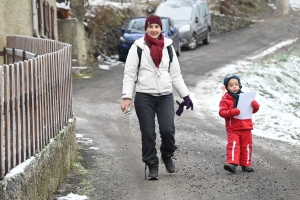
[227,78,240,94]
[146,23,162,39]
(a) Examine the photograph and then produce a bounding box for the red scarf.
[144,34,164,68]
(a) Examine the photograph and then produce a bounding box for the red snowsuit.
[219,92,259,166]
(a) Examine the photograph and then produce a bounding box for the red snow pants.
[226,129,252,166]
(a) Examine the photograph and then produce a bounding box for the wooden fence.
[0,35,73,179]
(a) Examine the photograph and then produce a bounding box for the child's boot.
[224,163,237,173]
[242,166,254,172]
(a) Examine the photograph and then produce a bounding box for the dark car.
[155,0,211,50]
[118,16,181,61]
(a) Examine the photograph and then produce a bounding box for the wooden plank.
[24,61,30,159]
[49,53,54,138]
[28,59,35,155]
[10,63,16,169]
[4,65,11,174]
[34,56,43,151]
[14,36,21,50]
[14,63,21,165]
[44,55,49,142]
[33,57,38,154]
[61,49,66,125]
[6,36,14,48]
[68,46,73,118]
[0,65,4,179]
[53,52,59,135]
[57,50,62,130]
[20,62,26,161]
[39,55,47,148]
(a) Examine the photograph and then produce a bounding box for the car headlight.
[119,36,126,43]
[179,25,191,33]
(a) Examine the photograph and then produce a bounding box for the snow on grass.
[195,39,300,144]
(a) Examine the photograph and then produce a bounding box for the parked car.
[118,16,181,61]
[155,0,211,50]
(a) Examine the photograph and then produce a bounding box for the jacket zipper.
[156,69,161,94]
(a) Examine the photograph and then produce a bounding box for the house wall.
[0,0,58,65]
[0,0,32,64]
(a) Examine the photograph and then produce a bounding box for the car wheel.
[176,40,181,56]
[188,35,197,50]
[203,31,210,45]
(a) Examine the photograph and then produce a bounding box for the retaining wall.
[0,116,77,200]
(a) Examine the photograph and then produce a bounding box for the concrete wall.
[0,116,77,200]
[57,18,88,66]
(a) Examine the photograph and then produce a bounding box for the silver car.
[155,0,211,50]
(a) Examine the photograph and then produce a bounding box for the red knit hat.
[144,15,163,30]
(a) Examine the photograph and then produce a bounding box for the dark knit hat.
[144,15,162,30]
[223,74,242,90]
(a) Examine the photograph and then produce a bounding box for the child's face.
[227,78,240,94]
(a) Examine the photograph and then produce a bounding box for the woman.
[120,15,193,180]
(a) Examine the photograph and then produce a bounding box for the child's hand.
[230,108,240,116]
[251,100,259,109]
[251,100,260,113]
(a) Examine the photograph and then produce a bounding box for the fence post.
[12,48,15,63]
[23,50,26,61]
[3,47,6,64]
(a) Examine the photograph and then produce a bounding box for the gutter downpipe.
[32,0,40,38]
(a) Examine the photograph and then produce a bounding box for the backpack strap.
[135,46,142,84]
[167,45,173,72]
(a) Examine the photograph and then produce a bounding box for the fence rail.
[0,35,73,179]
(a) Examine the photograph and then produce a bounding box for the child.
[219,74,259,173]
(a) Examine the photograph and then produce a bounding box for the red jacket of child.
[219,92,259,131]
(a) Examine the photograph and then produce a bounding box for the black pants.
[134,92,177,163]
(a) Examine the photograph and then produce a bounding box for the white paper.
[234,92,256,119]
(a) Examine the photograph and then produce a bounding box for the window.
[43,1,50,37]
[51,6,55,40]
[36,0,55,39]
[37,0,43,33]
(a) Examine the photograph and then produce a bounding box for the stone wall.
[210,12,255,35]
[0,116,77,200]
[57,18,89,66]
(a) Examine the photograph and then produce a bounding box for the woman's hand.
[120,98,132,114]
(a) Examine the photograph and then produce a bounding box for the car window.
[206,3,210,16]
[127,18,146,32]
[169,18,174,29]
[194,5,200,20]
[200,4,209,17]
[156,6,192,21]
[161,19,168,32]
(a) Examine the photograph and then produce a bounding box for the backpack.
[135,45,173,84]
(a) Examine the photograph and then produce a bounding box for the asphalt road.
[52,9,300,200]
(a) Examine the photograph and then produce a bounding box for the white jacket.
[122,36,190,99]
